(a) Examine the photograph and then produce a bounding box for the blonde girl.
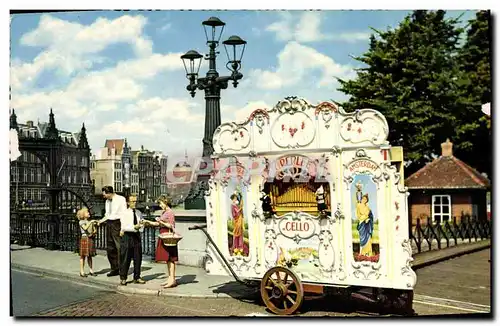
[77,208,97,277]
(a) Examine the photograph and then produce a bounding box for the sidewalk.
[11,240,490,298]
[10,246,251,299]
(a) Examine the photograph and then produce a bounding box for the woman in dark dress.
[144,196,178,288]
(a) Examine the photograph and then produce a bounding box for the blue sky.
[10,10,476,166]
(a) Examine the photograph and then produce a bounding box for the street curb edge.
[11,264,118,291]
[11,263,226,299]
[412,243,490,270]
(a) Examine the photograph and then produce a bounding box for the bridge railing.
[409,215,491,254]
[10,211,158,259]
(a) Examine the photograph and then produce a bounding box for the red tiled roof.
[104,139,125,155]
[405,155,490,190]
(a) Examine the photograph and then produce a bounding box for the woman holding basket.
[143,196,180,288]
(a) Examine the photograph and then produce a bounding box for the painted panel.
[351,174,380,263]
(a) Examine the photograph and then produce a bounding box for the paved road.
[11,270,112,316]
[19,250,492,317]
[413,249,491,314]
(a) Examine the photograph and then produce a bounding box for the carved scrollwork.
[212,123,251,154]
[356,149,372,159]
[264,229,279,269]
[245,109,271,135]
[340,109,389,145]
[332,146,342,157]
[333,203,345,222]
[227,253,252,272]
[314,102,338,129]
[271,96,310,114]
[338,251,347,281]
[352,260,382,280]
[318,230,335,273]
[401,239,417,288]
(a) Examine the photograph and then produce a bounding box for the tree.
[336,10,485,176]
[455,10,492,176]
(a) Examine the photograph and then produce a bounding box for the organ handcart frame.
[189,97,417,315]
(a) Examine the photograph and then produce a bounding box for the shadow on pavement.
[176,274,198,285]
[126,266,152,275]
[94,268,111,275]
[211,281,261,302]
[142,273,164,281]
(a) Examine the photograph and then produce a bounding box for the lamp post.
[181,16,246,210]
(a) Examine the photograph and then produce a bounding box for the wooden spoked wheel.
[260,266,304,315]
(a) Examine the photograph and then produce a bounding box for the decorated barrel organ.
[199,96,416,315]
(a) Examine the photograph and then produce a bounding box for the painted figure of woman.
[355,185,374,257]
[230,193,245,256]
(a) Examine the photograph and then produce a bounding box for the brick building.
[405,139,490,225]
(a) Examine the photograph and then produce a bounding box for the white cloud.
[249,41,355,90]
[100,118,158,136]
[11,14,154,89]
[130,97,204,123]
[330,32,372,43]
[158,22,172,33]
[222,101,273,123]
[265,12,294,41]
[266,11,371,43]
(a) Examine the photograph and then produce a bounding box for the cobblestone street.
[35,292,380,317]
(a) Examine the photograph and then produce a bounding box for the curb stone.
[412,241,490,270]
[11,264,117,291]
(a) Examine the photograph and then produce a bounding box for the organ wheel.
[260,266,304,315]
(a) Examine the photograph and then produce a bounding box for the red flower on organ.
[289,127,298,137]
[239,131,244,138]
[281,124,285,131]
[301,121,305,130]
[357,127,362,134]
[347,123,352,131]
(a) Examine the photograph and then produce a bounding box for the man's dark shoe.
[107,271,119,277]
[120,280,127,286]
[134,278,146,284]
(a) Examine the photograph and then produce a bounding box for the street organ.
[190,96,416,315]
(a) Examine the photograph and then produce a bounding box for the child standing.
[77,208,97,277]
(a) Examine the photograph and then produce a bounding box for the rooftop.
[405,139,490,190]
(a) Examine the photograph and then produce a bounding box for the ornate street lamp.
[181,17,246,209]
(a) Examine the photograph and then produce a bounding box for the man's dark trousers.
[119,232,142,281]
[106,220,121,274]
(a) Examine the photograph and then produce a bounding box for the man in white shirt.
[119,195,146,285]
[98,186,127,277]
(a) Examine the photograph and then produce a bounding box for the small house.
[405,139,490,225]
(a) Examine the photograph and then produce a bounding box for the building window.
[432,195,451,224]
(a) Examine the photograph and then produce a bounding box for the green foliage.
[337,10,491,176]
[455,10,492,176]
